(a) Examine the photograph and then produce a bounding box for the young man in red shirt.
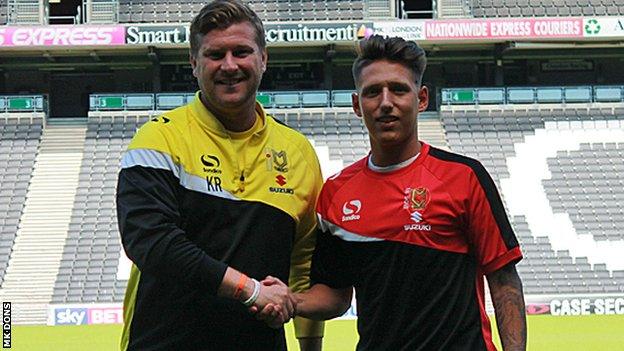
[260,35,527,350]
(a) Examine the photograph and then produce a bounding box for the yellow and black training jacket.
[117,93,323,350]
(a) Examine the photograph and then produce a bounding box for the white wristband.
[242,278,260,307]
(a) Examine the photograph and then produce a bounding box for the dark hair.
[352,35,427,87]
[189,0,265,58]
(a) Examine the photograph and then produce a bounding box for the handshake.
[234,274,299,328]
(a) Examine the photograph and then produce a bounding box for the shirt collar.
[367,152,420,173]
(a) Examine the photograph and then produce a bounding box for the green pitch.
[10,315,624,350]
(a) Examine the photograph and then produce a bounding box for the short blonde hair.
[189,0,265,58]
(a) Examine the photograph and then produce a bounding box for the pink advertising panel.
[0,25,126,47]
[425,18,583,40]
[87,306,124,324]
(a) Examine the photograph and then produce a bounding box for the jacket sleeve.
[288,139,325,339]
[117,149,228,295]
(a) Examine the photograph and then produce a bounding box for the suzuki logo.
[411,211,422,223]
[405,210,431,231]
[276,175,287,186]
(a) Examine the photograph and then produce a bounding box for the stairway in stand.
[0,124,86,324]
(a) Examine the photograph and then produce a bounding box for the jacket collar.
[190,91,269,138]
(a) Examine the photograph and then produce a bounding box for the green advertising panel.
[99,96,124,109]
[450,90,475,104]
[8,97,33,110]
[256,93,272,107]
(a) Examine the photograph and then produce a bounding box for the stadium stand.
[117,0,366,23]
[0,0,7,25]
[52,113,153,304]
[86,0,119,24]
[440,104,624,294]
[0,114,43,286]
[5,0,41,25]
[470,0,624,17]
[1,124,90,325]
[434,0,472,17]
[544,142,624,243]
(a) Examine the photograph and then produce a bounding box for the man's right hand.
[218,267,296,328]
[251,276,296,328]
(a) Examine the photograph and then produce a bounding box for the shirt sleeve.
[464,162,523,275]
[310,183,358,289]
[310,225,357,289]
[116,124,228,295]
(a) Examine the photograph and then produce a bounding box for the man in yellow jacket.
[116,1,324,350]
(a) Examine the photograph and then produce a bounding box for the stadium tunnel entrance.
[49,73,110,118]
[48,0,83,25]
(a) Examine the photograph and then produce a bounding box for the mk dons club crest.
[265,148,289,172]
[403,187,432,231]
[408,187,429,211]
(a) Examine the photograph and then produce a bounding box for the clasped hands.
[248,276,297,328]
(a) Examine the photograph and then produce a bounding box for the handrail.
[89,90,357,111]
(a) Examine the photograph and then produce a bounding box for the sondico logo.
[341,200,361,222]
[200,154,221,169]
[200,154,222,192]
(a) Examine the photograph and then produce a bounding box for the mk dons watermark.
[2,302,10,348]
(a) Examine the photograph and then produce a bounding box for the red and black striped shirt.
[311,142,522,351]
